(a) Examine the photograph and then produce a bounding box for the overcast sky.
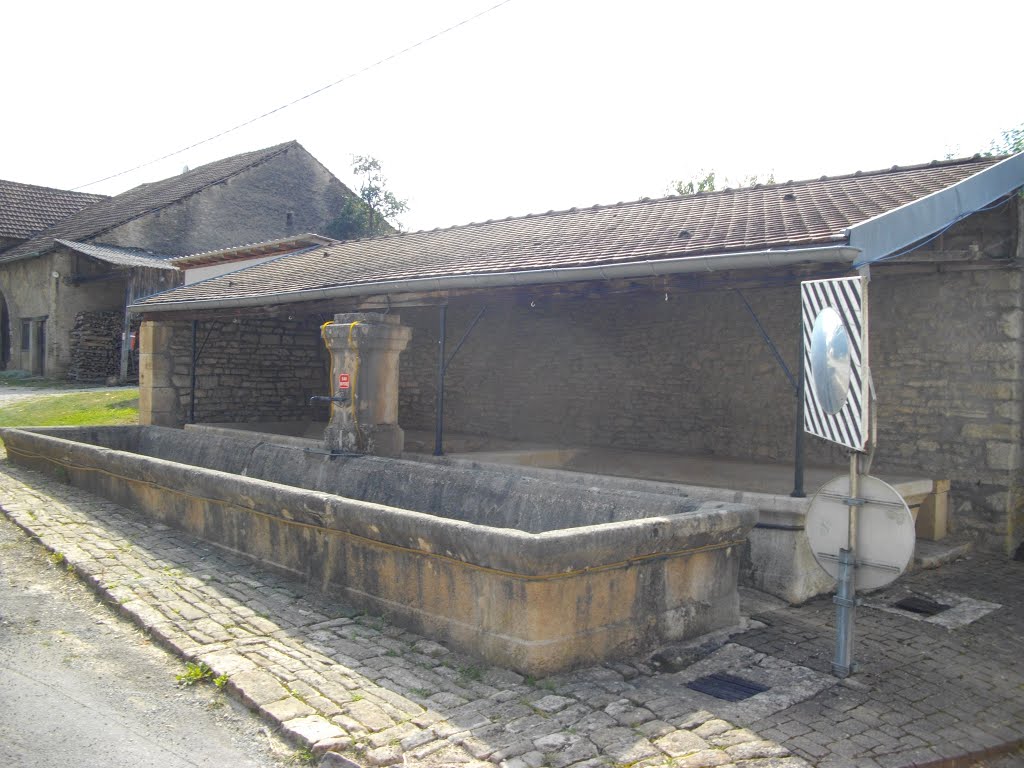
[2,0,1021,233]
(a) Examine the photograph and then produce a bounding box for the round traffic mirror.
[810,306,851,415]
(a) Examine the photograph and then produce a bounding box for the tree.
[671,169,775,196]
[985,124,1024,156]
[326,155,408,240]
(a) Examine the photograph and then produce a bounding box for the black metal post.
[433,305,447,456]
[189,320,198,424]
[792,332,806,498]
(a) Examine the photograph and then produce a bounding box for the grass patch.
[0,390,138,427]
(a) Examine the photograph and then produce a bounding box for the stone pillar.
[322,313,412,457]
[138,320,182,426]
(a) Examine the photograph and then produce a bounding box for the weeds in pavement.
[289,748,317,765]
[176,661,215,687]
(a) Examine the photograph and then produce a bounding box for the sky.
[2,0,1022,234]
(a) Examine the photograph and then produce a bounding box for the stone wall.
[106,145,355,256]
[398,287,834,464]
[871,267,1023,550]
[141,316,329,427]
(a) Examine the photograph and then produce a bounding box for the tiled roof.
[0,141,299,264]
[134,156,1004,310]
[55,239,179,270]
[0,180,107,240]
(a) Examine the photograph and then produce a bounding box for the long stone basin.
[1,425,757,674]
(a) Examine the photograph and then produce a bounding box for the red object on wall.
[337,373,350,389]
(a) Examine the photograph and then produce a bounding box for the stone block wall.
[398,288,833,464]
[141,316,329,426]
[871,266,1023,550]
[107,146,355,256]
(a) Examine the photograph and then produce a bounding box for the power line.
[72,0,515,191]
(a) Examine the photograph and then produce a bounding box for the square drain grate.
[686,673,770,702]
[893,595,951,616]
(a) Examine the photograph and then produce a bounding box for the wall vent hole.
[686,673,770,702]
[893,596,951,616]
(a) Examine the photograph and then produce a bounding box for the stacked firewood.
[67,311,121,382]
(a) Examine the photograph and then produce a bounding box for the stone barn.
[130,153,1024,601]
[0,141,356,380]
[0,179,108,370]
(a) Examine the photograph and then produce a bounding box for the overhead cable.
[72,0,515,191]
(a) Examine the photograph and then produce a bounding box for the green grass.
[0,390,139,427]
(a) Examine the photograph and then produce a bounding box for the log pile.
[68,311,121,382]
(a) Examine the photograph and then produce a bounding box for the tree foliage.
[672,169,775,196]
[986,124,1024,156]
[326,155,408,240]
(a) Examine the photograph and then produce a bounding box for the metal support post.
[832,453,860,677]
[433,305,486,457]
[433,305,447,456]
[792,333,806,498]
[189,320,198,424]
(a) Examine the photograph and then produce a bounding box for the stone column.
[322,313,412,457]
[138,320,182,426]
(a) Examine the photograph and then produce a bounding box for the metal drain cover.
[893,596,951,616]
[686,673,770,702]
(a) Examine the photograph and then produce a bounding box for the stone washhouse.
[7,152,1023,674]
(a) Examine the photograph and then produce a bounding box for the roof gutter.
[130,243,860,314]
[849,150,1024,267]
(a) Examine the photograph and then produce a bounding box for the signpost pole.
[832,453,860,677]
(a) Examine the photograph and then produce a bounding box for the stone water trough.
[1,425,756,675]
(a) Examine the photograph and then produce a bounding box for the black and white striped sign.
[801,276,869,452]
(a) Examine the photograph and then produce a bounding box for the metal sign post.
[833,454,861,677]
[800,274,913,678]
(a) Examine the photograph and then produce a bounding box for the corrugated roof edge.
[169,233,335,267]
[55,239,180,270]
[850,150,1024,266]
[147,244,323,301]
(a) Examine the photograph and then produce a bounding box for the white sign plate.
[806,474,915,591]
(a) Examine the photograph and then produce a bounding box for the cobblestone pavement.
[0,454,1021,768]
